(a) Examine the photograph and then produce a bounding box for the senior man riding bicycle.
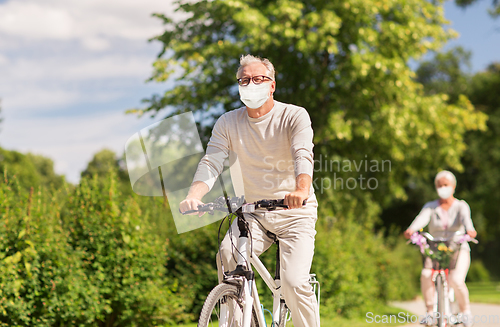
[179,54,319,327]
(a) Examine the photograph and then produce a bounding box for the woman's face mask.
[239,82,271,109]
[436,186,454,199]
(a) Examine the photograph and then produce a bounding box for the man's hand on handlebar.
[284,190,309,209]
[180,198,205,216]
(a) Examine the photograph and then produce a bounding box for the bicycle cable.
[217,213,231,277]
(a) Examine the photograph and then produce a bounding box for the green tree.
[81,149,119,179]
[135,0,488,316]
[416,46,472,104]
[62,173,191,325]
[0,147,65,191]
[381,46,474,232]
[459,63,500,277]
[0,170,192,325]
[455,0,500,17]
[141,0,486,223]
[404,48,500,277]
[81,149,133,196]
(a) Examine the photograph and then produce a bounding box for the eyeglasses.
[237,75,273,86]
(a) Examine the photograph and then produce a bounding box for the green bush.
[0,176,97,326]
[313,217,420,318]
[0,171,191,326]
[0,148,65,192]
[61,173,192,325]
[136,195,225,317]
[0,146,427,323]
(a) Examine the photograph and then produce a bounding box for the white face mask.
[437,186,454,199]
[239,82,271,109]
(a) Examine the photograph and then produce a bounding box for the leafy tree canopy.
[0,147,65,191]
[410,49,500,276]
[455,0,500,17]
[416,46,472,103]
[81,148,120,179]
[138,0,487,224]
[81,148,131,194]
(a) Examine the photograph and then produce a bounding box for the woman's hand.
[404,228,415,239]
[467,230,477,239]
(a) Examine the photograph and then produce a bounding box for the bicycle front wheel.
[198,283,259,327]
[436,274,446,327]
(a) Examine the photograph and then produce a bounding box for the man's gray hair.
[434,170,457,186]
[236,54,275,80]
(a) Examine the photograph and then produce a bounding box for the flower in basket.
[409,232,429,254]
[425,242,454,268]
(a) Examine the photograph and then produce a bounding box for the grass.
[320,305,415,327]
[179,304,414,327]
[468,281,500,304]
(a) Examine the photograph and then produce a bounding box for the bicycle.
[182,196,320,327]
[408,231,478,327]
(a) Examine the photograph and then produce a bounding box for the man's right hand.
[179,181,210,216]
[179,198,205,216]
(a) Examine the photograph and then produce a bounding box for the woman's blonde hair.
[434,170,457,186]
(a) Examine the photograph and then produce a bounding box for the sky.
[0,0,499,184]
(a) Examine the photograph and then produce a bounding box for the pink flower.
[410,233,428,254]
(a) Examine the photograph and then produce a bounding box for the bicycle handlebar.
[411,230,478,244]
[180,196,307,215]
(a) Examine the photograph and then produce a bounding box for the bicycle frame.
[191,197,319,327]
[220,212,320,327]
[251,254,284,327]
[431,268,452,327]
[219,213,286,327]
[412,230,477,327]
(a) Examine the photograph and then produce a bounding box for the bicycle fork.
[432,269,450,327]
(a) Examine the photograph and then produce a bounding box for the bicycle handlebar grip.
[179,208,198,215]
[276,199,307,205]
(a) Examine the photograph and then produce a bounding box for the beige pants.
[421,249,471,313]
[217,205,320,327]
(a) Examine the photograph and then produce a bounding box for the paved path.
[391,299,500,326]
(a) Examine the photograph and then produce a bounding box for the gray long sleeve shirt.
[193,100,315,203]
[408,199,476,250]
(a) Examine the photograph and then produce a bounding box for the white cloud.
[0,50,158,83]
[0,0,182,184]
[0,110,159,183]
[0,1,74,40]
[0,0,177,42]
[2,87,81,111]
[60,55,155,80]
[81,36,111,51]
[0,54,8,65]
[0,53,161,111]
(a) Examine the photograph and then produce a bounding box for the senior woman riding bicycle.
[404,170,477,326]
